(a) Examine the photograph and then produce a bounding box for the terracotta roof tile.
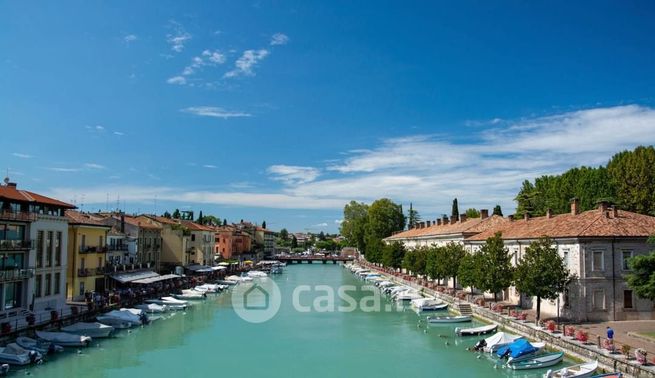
[65,210,111,227]
[0,184,75,209]
[181,220,215,232]
[385,215,508,241]
[467,208,655,241]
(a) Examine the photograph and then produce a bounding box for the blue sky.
[2,1,655,233]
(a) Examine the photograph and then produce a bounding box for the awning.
[185,264,214,273]
[132,273,180,285]
[217,262,230,266]
[211,266,227,271]
[110,270,159,283]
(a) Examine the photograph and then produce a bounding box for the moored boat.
[455,323,497,336]
[497,339,546,361]
[135,303,168,313]
[508,352,564,370]
[16,336,64,355]
[544,361,598,378]
[174,289,206,300]
[61,322,115,338]
[481,332,524,353]
[96,309,143,328]
[35,331,92,347]
[591,373,622,378]
[0,344,41,365]
[427,315,472,323]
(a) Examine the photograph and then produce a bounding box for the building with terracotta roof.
[214,225,252,260]
[143,215,190,271]
[0,179,75,322]
[65,210,111,300]
[180,220,215,266]
[466,200,655,322]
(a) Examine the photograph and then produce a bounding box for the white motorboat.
[504,342,547,363]
[509,352,565,370]
[226,275,253,283]
[482,332,524,353]
[174,289,206,300]
[61,322,115,338]
[395,291,423,302]
[195,283,223,293]
[16,336,64,354]
[0,344,41,365]
[455,324,498,336]
[35,331,91,347]
[544,361,598,378]
[411,298,445,310]
[135,303,168,313]
[96,309,144,328]
[427,315,472,323]
[246,270,267,278]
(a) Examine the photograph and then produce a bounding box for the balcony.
[107,244,129,252]
[101,262,155,274]
[0,268,34,282]
[77,268,103,277]
[0,239,32,250]
[0,211,37,222]
[79,246,108,254]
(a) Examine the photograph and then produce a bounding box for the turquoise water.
[19,264,568,377]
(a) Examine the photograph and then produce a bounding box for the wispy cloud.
[224,49,269,78]
[170,49,227,85]
[310,222,328,228]
[270,33,289,46]
[113,131,125,136]
[46,167,81,173]
[334,219,343,225]
[167,76,187,85]
[12,153,33,159]
[180,106,252,119]
[124,34,137,44]
[202,164,217,169]
[84,163,106,170]
[166,21,191,53]
[267,165,320,185]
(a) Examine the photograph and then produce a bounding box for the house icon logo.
[232,279,281,323]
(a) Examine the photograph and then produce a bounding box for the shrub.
[575,330,588,343]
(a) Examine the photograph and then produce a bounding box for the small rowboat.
[544,361,598,378]
[427,315,472,323]
[455,323,497,336]
[591,373,622,378]
[509,352,564,370]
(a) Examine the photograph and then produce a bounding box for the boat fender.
[454,327,460,335]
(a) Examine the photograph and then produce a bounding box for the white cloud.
[270,33,289,46]
[202,49,226,64]
[12,153,33,159]
[203,164,217,169]
[267,165,320,185]
[46,167,81,173]
[166,21,191,53]
[311,223,328,228]
[114,131,125,136]
[224,49,269,78]
[334,219,343,225]
[175,49,226,81]
[167,76,187,85]
[84,163,106,170]
[180,106,252,119]
[124,34,137,43]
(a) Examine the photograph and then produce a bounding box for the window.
[45,273,52,296]
[55,232,62,266]
[99,235,103,248]
[624,290,634,309]
[562,248,570,267]
[35,275,42,298]
[80,257,85,270]
[191,234,196,242]
[622,250,634,270]
[592,289,605,310]
[592,250,604,271]
[36,231,44,268]
[81,234,86,249]
[54,273,61,295]
[4,225,25,240]
[46,231,53,267]
[98,257,102,268]
[79,282,85,296]
[4,282,21,310]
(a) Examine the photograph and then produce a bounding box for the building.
[384,210,508,248]
[0,180,75,321]
[214,225,252,260]
[256,227,276,257]
[181,220,214,266]
[65,210,111,300]
[467,200,655,322]
[96,213,162,272]
[145,215,189,271]
[106,226,136,266]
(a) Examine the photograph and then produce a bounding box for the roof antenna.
[3,169,9,186]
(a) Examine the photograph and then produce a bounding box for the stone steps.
[458,302,473,316]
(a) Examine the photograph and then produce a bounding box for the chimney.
[546,208,553,219]
[508,215,514,221]
[425,220,431,227]
[480,209,489,219]
[443,217,449,225]
[450,215,457,224]
[524,212,530,221]
[459,214,467,223]
[598,201,609,214]
[120,214,125,233]
[570,198,580,215]
[6,182,17,188]
[436,219,441,226]
[611,206,618,218]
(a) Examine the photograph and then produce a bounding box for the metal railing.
[107,244,129,252]
[0,239,32,250]
[79,246,108,254]
[0,268,35,282]
[0,211,37,222]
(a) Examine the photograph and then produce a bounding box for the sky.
[2,1,655,234]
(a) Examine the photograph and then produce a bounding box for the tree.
[441,243,466,288]
[514,237,570,323]
[458,252,484,290]
[279,228,289,241]
[477,232,514,301]
[465,208,480,218]
[382,242,406,270]
[197,210,204,223]
[403,247,428,276]
[340,201,369,252]
[291,235,298,249]
[626,236,655,300]
[365,198,405,261]
[262,221,267,229]
[200,215,220,226]
[451,198,459,219]
[608,146,655,215]
[222,219,228,226]
[318,231,326,241]
[492,205,503,216]
[407,202,420,229]
[172,209,181,219]
[162,211,172,219]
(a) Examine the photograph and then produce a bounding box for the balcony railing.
[79,246,108,254]
[107,244,129,252]
[0,211,37,222]
[100,262,156,274]
[0,239,32,250]
[0,268,35,282]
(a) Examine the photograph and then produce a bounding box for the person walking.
[606,326,615,352]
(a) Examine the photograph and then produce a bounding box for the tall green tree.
[458,252,484,290]
[262,221,267,229]
[477,232,514,301]
[403,247,428,276]
[407,202,420,229]
[626,236,655,300]
[340,201,369,252]
[197,210,204,223]
[608,146,655,215]
[162,211,172,219]
[451,198,459,219]
[465,208,480,218]
[425,246,445,283]
[172,209,181,219]
[441,243,466,288]
[222,219,228,226]
[291,235,298,249]
[492,205,503,216]
[514,237,570,323]
[382,242,406,269]
[364,198,405,261]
